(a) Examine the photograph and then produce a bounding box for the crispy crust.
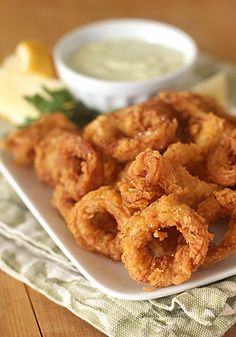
[203,189,236,267]
[122,194,211,287]
[83,97,178,161]
[67,186,130,261]
[2,113,78,165]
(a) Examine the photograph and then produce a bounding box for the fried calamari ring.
[188,112,225,152]
[52,184,76,221]
[35,128,121,189]
[159,91,226,119]
[188,92,227,117]
[203,189,236,267]
[34,129,78,187]
[163,142,204,169]
[2,113,78,165]
[100,154,123,186]
[174,91,236,125]
[147,227,181,259]
[159,91,226,152]
[118,150,214,211]
[67,186,130,260]
[197,194,227,224]
[83,97,178,161]
[117,151,163,211]
[163,142,208,180]
[144,151,216,208]
[59,133,104,200]
[206,129,236,186]
[121,194,211,287]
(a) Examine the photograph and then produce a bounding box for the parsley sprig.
[21,87,101,127]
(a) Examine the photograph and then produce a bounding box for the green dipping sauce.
[67,39,186,82]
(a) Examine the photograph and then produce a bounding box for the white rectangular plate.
[0,150,236,300]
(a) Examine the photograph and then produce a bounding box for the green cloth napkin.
[1,55,236,337]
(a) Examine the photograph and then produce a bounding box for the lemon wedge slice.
[192,72,227,106]
[15,40,57,78]
[0,41,63,125]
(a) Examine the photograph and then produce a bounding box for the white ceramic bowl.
[53,19,198,112]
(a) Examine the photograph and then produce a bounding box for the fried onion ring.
[67,186,130,260]
[121,194,211,287]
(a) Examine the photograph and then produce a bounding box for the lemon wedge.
[15,40,57,78]
[0,70,63,124]
[0,41,63,125]
[192,72,227,106]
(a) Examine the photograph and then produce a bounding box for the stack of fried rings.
[3,91,236,289]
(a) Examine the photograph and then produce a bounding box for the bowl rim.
[53,18,198,88]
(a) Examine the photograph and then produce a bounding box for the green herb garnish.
[21,87,101,127]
